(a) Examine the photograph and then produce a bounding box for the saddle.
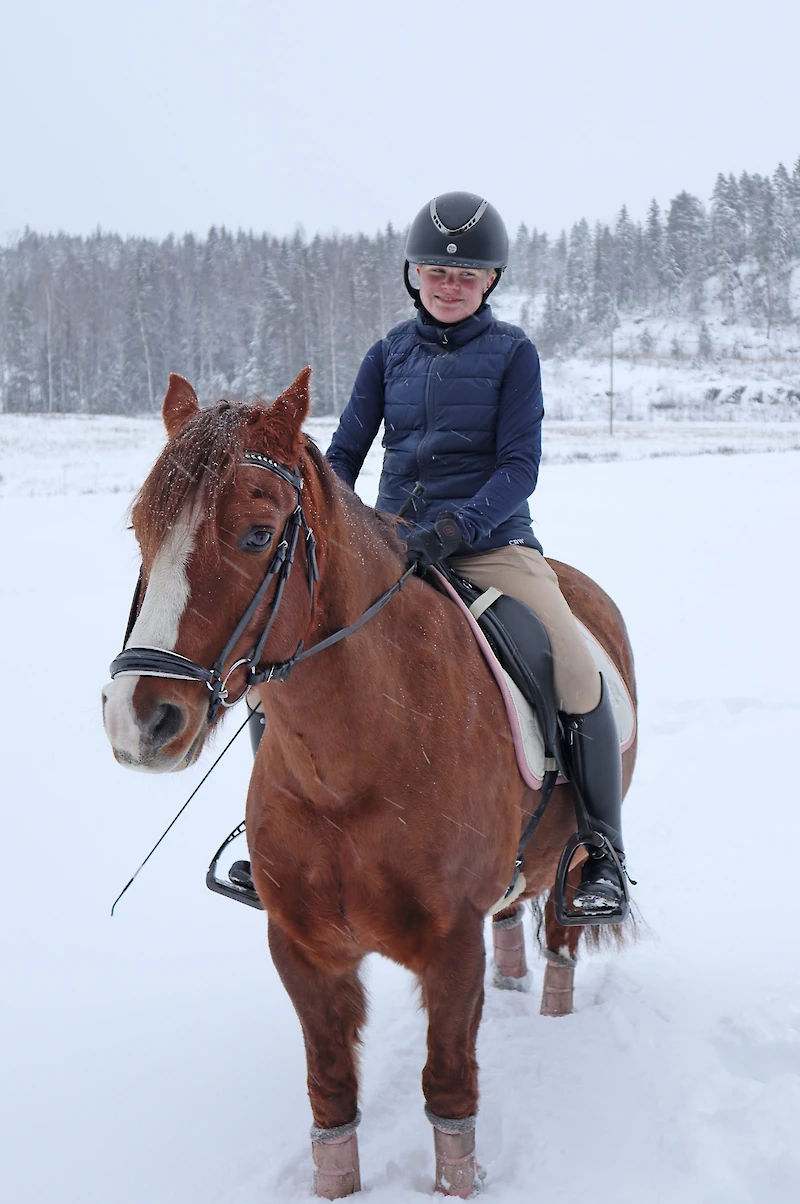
[431,565,565,778]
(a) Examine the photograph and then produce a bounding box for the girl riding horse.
[327,191,631,915]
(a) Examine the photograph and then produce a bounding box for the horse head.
[102,367,319,772]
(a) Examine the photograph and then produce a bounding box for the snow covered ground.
[1,418,799,1203]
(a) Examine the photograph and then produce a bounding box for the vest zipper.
[415,327,451,511]
[416,354,437,495]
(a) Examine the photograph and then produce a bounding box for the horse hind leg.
[491,902,529,990]
[539,868,582,1017]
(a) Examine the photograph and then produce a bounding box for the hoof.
[433,1127,480,1198]
[540,956,575,1017]
[491,910,527,984]
[312,1131,361,1199]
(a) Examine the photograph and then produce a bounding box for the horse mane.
[302,437,406,557]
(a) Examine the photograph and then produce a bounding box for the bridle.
[109,450,415,722]
[109,452,315,720]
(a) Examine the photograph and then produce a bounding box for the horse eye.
[240,526,273,553]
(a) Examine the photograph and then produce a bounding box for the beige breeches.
[449,545,601,715]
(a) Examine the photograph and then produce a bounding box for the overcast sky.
[3,0,798,244]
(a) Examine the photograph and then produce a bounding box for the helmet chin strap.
[403,259,421,304]
[482,271,502,303]
[403,260,504,311]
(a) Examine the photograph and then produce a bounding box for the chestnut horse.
[102,369,637,1200]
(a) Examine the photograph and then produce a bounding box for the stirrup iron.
[205,823,264,910]
[553,830,630,926]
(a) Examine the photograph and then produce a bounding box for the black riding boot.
[560,676,627,913]
[247,698,266,758]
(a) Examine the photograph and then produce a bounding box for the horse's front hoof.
[311,1131,361,1199]
[433,1127,481,1198]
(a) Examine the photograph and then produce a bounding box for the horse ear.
[162,374,199,439]
[270,366,312,430]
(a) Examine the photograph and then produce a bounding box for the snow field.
[1,427,799,1202]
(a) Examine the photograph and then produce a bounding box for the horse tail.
[530,891,645,955]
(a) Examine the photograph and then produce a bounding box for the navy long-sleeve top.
[326,304,544,554]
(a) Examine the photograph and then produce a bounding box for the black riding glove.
[404,513,466,572]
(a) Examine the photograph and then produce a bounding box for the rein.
[109,450,415,721]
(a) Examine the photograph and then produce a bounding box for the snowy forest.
[1,158,799,416]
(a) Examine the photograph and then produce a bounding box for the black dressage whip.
[109,703,262,916]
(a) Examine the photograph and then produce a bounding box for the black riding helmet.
[404,191,509,306]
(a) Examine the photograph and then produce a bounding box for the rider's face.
[415,264,496,324]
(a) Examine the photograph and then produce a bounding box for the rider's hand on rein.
[404,513,466,572]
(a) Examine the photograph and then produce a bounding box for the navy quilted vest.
[376,308,539,551]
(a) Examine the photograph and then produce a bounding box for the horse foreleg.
[267,918,365,1199]
[539,869,582,1017]
[420,904,485,1199]
[491,902,528,989]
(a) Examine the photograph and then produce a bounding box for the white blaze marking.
[103,506,201,763]
[129,506,200,650]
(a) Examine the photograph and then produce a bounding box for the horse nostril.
[144,701,186,750]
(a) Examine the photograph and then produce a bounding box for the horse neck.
[310,468,406,634]
[258,455,434,802]
[267,452,411,714]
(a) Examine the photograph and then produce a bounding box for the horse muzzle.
[102,676,206,773]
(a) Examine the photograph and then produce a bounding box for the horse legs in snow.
[267,918,365,1199]
[421,903,485,1199]
[540,868,582,1017]
[491,902,528,989]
